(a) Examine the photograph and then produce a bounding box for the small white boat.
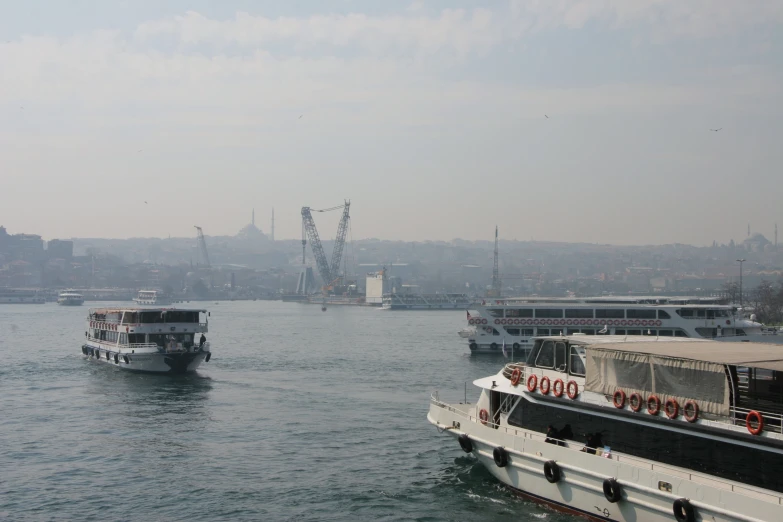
[82,307,212,373]
[57,290,84,306]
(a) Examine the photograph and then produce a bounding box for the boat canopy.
[584,341,783,416]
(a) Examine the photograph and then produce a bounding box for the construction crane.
[194,226,212,287]
[301,200,351,294]
[488,225,502,297]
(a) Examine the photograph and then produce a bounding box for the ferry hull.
[81,345,209,374]
[428,399,783,522]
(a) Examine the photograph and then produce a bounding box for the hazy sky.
[1,1,782,245]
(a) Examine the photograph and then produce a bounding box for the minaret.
[252,208,255,227]
[271,208,275,241]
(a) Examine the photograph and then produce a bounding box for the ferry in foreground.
[82,307,211,373]
[57,290,84,306]
[133,289,171,305]
[429,335,783,521]
[461,296,782,354]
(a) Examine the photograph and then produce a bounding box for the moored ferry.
[429,335,783,521]
[81,307,211,373]
[57,290,84,306]
[462,296,781,354]
[133,289,171,305]
[0,289,45,304]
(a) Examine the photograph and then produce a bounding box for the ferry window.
[614,329,625,335]
[569,346,586,376]
[706,310,715,319]
[677,309,694,318]
[520,329,534,336]
[736,329,746,336]
[658,310,671,319]
[536,309,563,318]
[506,309,533,318]
[627,330,642,335]
[129,333,144,344]
[555,342,567,371]
[674,330,688,337]
[658,330,673,336]
[581,329,595,335]
[565,309,593,318]
[536,328,550,336]
[505,328,520,335]
[595,309,624,319]
[697,309,706,318]
[487,309,503,318]
[627,309,656,319]
[123,312,139,324]
[535,341,555,368]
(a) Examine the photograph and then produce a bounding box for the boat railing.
[127,343,163,351]
[730,406,783,434]
[429,393,783,505]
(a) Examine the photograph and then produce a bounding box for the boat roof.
[88,307,207,313]
[555,335,783,372]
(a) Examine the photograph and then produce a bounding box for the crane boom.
[301,207,333,286]
[329,201,350,282]
[194,226,211,268]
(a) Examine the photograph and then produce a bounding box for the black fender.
[512,343,520,350]
[543,460,560,483]
[493,446,508,468]
[205,352,211,362]
[602,478,622,503]
[458,434,473,453]
[490,343,498,351]
[673,498,695,522]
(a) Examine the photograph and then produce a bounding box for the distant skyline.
[1,1,782,245]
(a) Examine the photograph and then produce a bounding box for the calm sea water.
[0,301,575,521]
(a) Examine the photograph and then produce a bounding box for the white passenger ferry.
[81,308,211,373]
[133,290,171,306]
[429,335,783,521]
[57,290,84,306]
[461,296,781,354]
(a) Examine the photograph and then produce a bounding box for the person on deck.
[199,333,206,349]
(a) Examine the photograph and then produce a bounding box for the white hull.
[58,299,84,306]
[429,398,783,522]
[82,343,210,373]
[133,298,172,306]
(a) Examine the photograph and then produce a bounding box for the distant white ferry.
[133,290,171,305]
[82,307,211,373]
[57,290,84,306]
[461,296,783,354]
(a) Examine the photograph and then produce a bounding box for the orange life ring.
[664,398,679,419]
[647,395,661,416]
[479,408,490,425]
[510,368,522,386]
[629,393,643,412]
[566,380,579,399]
[612,390,626,409]
[527,374,538,392]
[552,379,564,398]
[539,376,551,395]
[683,400,699,423]
[746,410,764,435]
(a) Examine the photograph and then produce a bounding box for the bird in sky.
[19,106,23,109]
[544,114,549,119]
[710,128,722,132]
[298,115,303,119]
[144,201,148,204]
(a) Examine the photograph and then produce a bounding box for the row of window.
[490,308,672,319]
[499,327,690,337]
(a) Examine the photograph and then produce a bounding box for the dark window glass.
[658,310,671,319]
[596,309,625,318]
[565,309,594,318]
[627,309,656,319]
[536,341,555,368]
[569,346,586,376]
[674,330,689,337]
[536,329,550,336]
[536,309,563,318]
